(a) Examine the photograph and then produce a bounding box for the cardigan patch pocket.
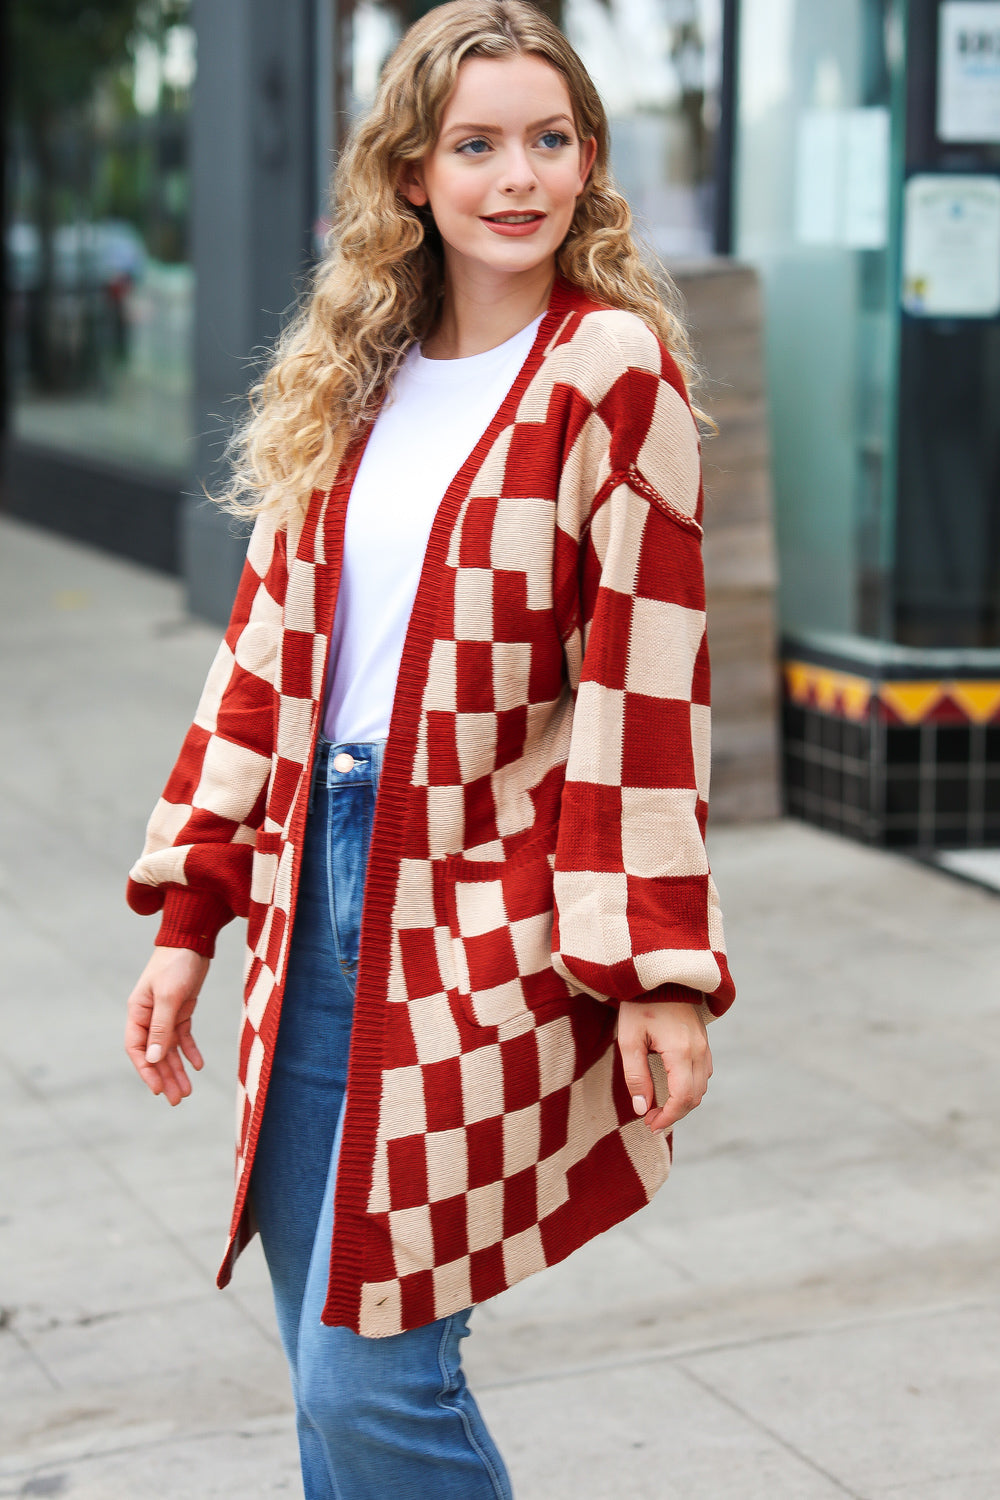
[441,824,575,1030]
[247,829,286,963]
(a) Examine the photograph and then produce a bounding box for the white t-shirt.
[322,315,543,744]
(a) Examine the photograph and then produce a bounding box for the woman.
[125,3,735,1495]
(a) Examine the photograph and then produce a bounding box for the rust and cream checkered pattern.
[128,282,734,1336]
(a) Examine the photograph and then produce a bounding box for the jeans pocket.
[325,783,374,976]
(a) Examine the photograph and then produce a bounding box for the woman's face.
[401,53,597,292]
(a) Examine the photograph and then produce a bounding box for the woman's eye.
[538,130,570,150]
[457,137,491,156]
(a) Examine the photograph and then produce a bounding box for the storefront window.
[7,0,196,478]
[316,0,403,244]
[734,0,902,639]
[566,0,723,258]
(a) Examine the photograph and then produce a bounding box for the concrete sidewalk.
[2,513,999,1500]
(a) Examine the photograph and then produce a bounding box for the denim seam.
[292,1104,348,1500]
[295,1385,345,1500]
[433,1315,512,1500]
[323,790,358,981]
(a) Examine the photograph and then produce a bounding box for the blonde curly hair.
[223,0,699,521]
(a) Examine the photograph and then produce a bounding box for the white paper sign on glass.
[902,174,1000,318]
[938,2,1000,142]
[794,108,889,249]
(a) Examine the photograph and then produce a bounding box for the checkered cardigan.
[128,279,735,1337]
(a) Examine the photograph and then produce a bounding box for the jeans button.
[333,752,355,774]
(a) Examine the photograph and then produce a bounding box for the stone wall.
[670,260,781,822]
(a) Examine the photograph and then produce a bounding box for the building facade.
[734,0,1000,846]
[3,0,731,591]
[5,0,997,846]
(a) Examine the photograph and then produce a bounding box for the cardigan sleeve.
[125,511,288,957]
[550,362,735,1017]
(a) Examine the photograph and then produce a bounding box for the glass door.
[734,0,906,640]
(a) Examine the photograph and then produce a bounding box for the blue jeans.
[251,741,512,1500]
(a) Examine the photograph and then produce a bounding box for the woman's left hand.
[616,999,713,1132]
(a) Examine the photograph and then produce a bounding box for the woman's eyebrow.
[441,113,575,137]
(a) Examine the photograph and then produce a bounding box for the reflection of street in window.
[6,0,196,477]
[565,0,722,257]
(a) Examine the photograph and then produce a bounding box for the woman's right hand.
[125,946,210,1105]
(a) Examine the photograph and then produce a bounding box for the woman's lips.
[480,212,546,237]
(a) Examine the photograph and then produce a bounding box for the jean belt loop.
[308,740,328,815]
[373,739,387,795]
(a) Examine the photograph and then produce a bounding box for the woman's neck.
[421,262,554,360]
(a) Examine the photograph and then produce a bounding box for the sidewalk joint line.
[677,1361,868,1499]
[476,1289,1000,1392]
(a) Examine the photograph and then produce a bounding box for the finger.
[125,1024,154,1074]
[125,1003,163,1094]
[617,1034,656,1119]
[145,988,185,1065]
[163,1046,192,1099]
[124,986,153,1057]
[127,1048,166,1097]
[177,1028,204,1071]
[647,1054,704,1131]
[152,1053,187,1107]
[136,1060,165,1097]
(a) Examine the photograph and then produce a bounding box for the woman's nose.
[499,145,537,194]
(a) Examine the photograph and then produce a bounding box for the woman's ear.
[398,162,429,208]
[576,136,598,195]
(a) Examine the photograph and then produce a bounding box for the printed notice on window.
[939,2,1000,142]
[902,174,1000,318]
[794,108,890,249]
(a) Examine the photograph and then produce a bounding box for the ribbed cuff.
[155,887,233,959]
[644,981,706,1006]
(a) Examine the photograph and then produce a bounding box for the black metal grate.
[783,705,1000,849]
